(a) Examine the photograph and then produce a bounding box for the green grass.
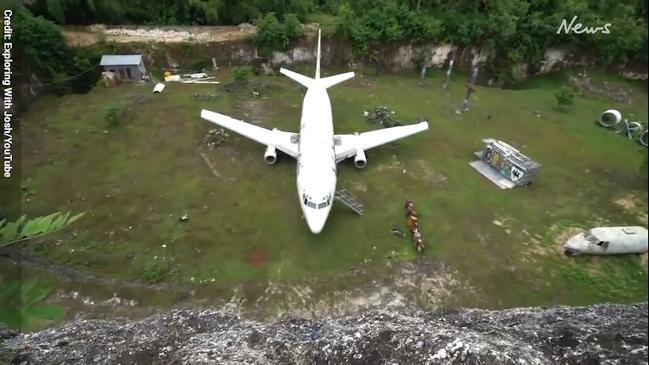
[9,67,648,318]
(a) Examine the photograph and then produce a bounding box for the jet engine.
[264,145,277,165]
[354,149,367,169]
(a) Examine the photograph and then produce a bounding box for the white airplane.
[564,226,648,256]
[200,30,429,234]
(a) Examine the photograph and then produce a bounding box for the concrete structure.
[100,55,147,81]
[470,139,541,189]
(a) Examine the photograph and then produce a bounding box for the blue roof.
[100,55,142,66]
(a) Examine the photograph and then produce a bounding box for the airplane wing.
[334,121,429,162]
[201,109,299,158]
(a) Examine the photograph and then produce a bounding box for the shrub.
[555,87,575,107]
[232,66,254,81]
[253,13,287,57]
[103,105,123,127]
[143,260,169,284]
[284,13,304,40]
[253,12,304,57]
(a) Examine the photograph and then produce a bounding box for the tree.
[188,0,222,24]
[555,87,575,107]
[252,12,304,57]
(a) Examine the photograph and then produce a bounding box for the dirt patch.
[238,99,274,124]
[411,160,448,185]
[376,159,404,173]
[613,191,648,225]
[553,227,584,256]
[64,24,256,46]
[568,74,633,105]
[521,225,582,261]
[351,180,368,193]
[243,257,472,319]
[245,248,268,268]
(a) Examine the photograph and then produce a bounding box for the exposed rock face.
[4,303,647,364]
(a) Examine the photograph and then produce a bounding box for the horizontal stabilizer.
[280,68,313,88]
[320,72,355,88]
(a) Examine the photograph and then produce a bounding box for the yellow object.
[164,71,171,77]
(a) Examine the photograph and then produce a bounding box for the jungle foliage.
[5,3,102,94]
[21,1,648,73]
[0,211,85,247]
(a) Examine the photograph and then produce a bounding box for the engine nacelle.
[264,145,277,165]
[354,149,367,169]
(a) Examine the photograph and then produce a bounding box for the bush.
[252,12,304,57]
[232,66,254,81]
[555,87,575,107]
[103,105,123,127]
[284,13,304,39]
[143,260,169,284]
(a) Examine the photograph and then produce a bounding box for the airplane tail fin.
[280,29,355,89]
[315,29,321,79]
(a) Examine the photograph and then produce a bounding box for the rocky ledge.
[3,303,647,364]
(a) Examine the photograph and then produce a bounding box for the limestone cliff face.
[4,303,647,364]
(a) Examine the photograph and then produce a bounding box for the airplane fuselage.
[199,29,429,234]
[296,85,336,233]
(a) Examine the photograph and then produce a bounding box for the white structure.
[100,55,147,81]
[200,30,428,234]
[564,226,648,256]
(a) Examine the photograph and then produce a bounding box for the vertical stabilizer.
[315,29,321,79]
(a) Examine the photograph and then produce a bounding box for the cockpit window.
[583,230,600,244]
[303,193,332,209]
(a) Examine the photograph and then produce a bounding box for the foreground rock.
[5,303,647,364]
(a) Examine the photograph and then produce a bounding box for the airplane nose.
[564,234,585,255]
[305,209,329,234]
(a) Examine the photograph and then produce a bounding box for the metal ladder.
[335,188,364,216]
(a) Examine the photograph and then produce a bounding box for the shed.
[469,138,542,189]
[100,55,147,81]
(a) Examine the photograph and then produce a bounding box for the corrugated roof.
[100,55,142,66]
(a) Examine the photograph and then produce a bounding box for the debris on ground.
[165,71,220,84]
[179,214,189,222]
[194,92,217,100]
[391,227,406,238]
[203,128,228,150]
[569,73,633,105]
[363,106,403,128]
[153,83,165,94]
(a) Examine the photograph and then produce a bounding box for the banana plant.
[0,280,64,329]
[0,211,85,247]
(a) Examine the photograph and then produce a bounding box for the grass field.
[6,66,648,324]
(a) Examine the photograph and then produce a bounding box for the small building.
[100,55,147,81]
[469,138,542,189]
